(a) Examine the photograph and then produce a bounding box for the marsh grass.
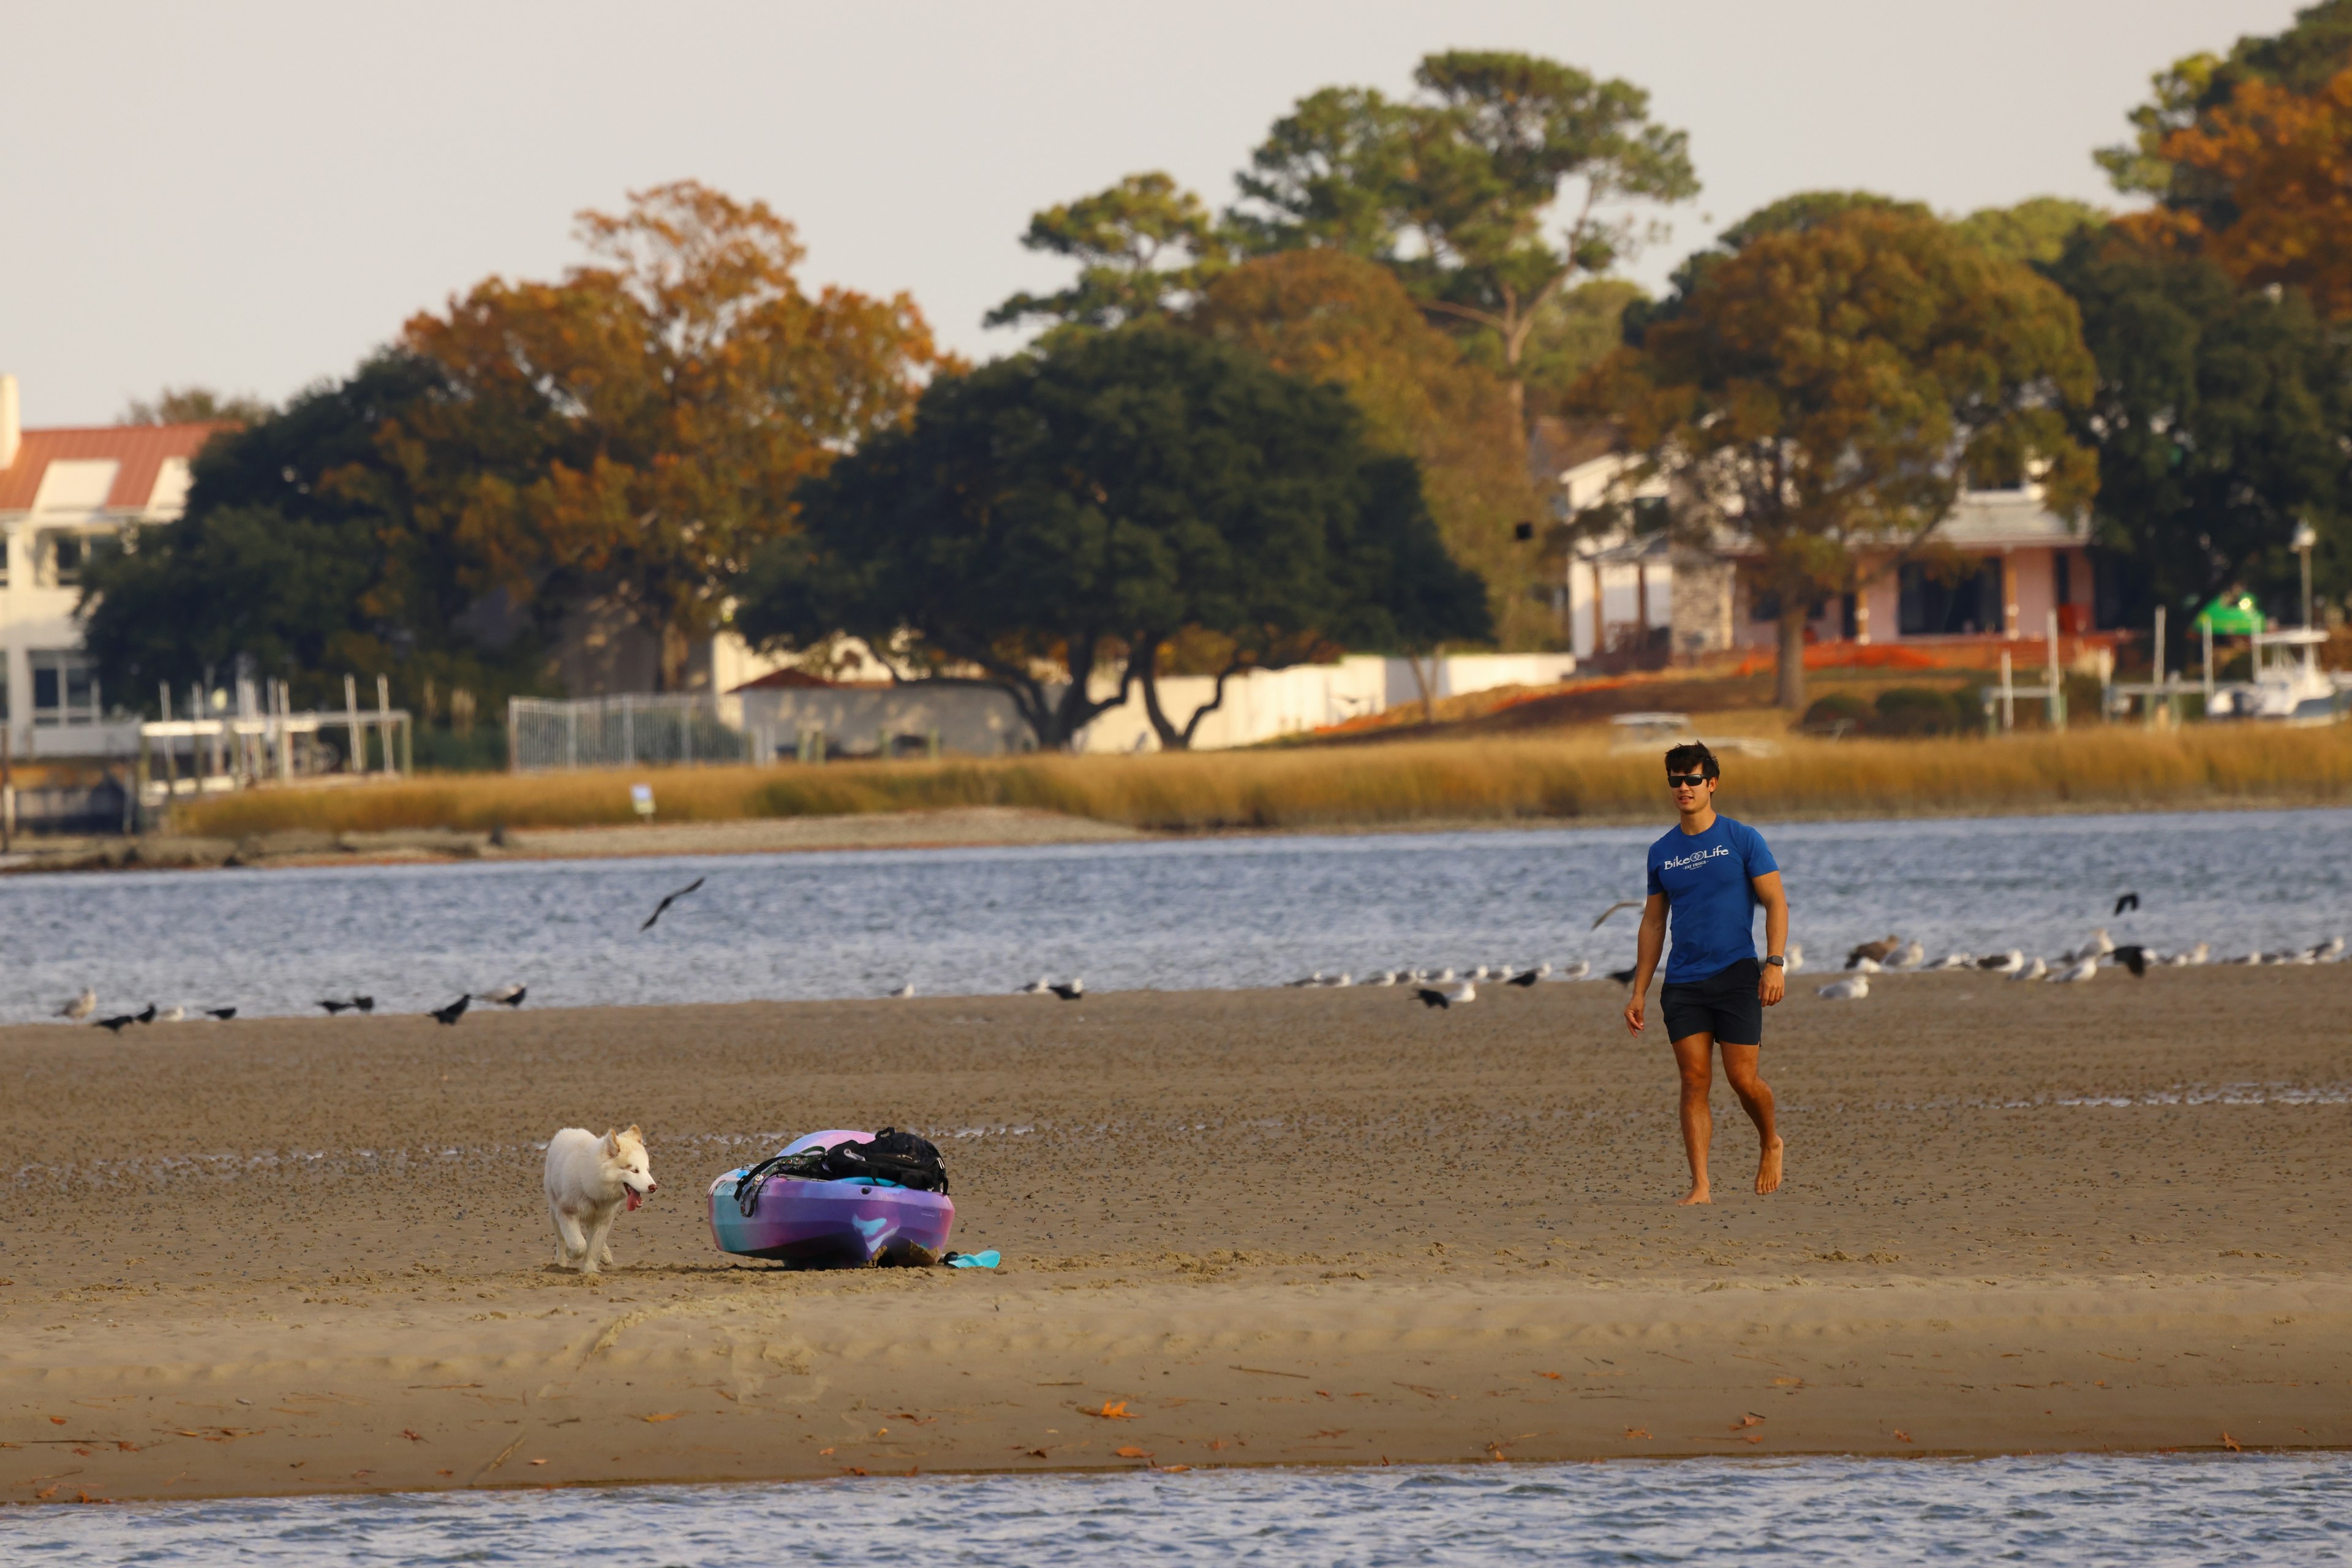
[170,725,2352,839]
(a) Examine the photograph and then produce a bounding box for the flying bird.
[205,1007,236,1022]
[475,984,527,1008]
[1591,900,1642,932]
[2112,944,2149,978]
[429,995,470,1026]
[640,876,707,932]
[2114,892,2139,916]
[1047,978,1085,1001]
[58,989,96,1022]
[94,1014,136,1033]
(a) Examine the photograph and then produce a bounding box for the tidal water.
[5,805,2350,1024]
[4,1456,2346,1565]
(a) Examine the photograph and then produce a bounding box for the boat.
[707,1129,954,1267]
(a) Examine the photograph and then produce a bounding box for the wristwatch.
[1763,955,1785,968]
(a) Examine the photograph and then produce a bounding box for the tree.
[734,326,1486,750]
[1189,249,1550,648]
[1231,51,1698,412]
[399,180,944,691]
[1950,197,2109,266]
[2045,230,2350,651]
[1577,209,2098,710]
[985,172,1231,333]
[2117,65,2352,317]
[117,386,272,426]
[80,353,533,715]
[2097,1,2352,197]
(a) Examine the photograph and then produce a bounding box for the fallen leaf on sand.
[1733,1413,1766,1428]
[1115,1446,1151,1458]
[1537,1371,1563,1381]
[643,1412,685,1423]
[1084,1401,1137,1419]
[1744,1435,1763,1444]
[818,1448,835,1457]
[401,1430,425,1442]
[2223,1432,2242,1452]
[1893,1430,1913,1443]
[1772,1377,1803,1387]
[1624,1428,1651,1440]
[530,1459,548,1466]
[48,1417,66,1426]
[116,1442,138,1453]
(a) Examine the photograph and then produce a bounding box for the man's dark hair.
[1664,741,1719,779]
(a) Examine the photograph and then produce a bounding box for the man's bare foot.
[1756,1136,1785,1195]
[1676,1183,1711,1206]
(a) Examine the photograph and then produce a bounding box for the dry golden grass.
[168,723,2352,839]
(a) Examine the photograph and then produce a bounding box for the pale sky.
[7,1,2301,426]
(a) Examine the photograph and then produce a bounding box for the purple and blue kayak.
[707,1129,954,1268]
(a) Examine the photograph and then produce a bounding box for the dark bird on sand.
[476,984,527,1008]
[1506,968,1541,987]
[429,995,470,1026]
[1413,987,1453,1009]
[1047,979,1085,1000]
[94,1015,136,1033]
[134,1003,157,1024]
[1591,900,1642,932]
[1847,935,1901,968]
[2113,944,2149,977]
[641,876,706,932]
[2114,892,2139,916]
[320,998,355,1015]
[353,995,374,1012]
[205,1007,236,1021]
[1607,965,1640,986]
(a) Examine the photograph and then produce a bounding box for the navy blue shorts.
[1660,957,1763,1046]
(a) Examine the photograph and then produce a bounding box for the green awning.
[2195,594,2266,635]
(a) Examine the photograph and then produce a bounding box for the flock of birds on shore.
[53,874,715,1032]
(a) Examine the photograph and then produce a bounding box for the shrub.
[1802,693,1871,733]
[1873,685,1967,737]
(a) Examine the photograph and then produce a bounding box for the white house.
[0,375,230,758]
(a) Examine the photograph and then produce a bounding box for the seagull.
[205,1007,236,1022]
[1433,967,1457,984]
[154,1005,186,1022]
[639,876,706,932]
[475,984,527,1008]
[2311,937,2345,962]
[1930,952,1973,970]
[1816,975,1869,1001]
[1414,979,1476,1008]
[134,1004,157,1025]
[1366,971,1398,986]
[58,989,96,1022]
[1047,978,1085,1001]
[1591,900,1642,932]
[2112,945,2149,978]
[1978,950,2025,974]
[888,982,915,999]
[1887,940,1926,971]
[94,1014,137,1033]
[1019,977,1052,995]
[429,995,470,1025]
[1558,960,1592,981]
[1784,944,1805,974]
[1850,956,1882,974]
[2173,942,2211,967]
[2069,927,2116,963]
[2010,957,2048,981]
[1286,972,1326,988]
[2050,956,2099,984]
[2114,892,2139,916]
[1847,935,1900,968]
[1324,972,1355,988]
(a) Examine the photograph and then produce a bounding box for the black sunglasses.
[1665,772,1711,789]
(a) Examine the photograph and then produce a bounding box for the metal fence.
[508,695,751,772]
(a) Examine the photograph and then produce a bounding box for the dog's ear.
[601,1129,619,1155]
[624,1123,642,1141]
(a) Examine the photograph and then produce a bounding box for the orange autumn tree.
[398,181,944,690]
[2120,66,2352,318]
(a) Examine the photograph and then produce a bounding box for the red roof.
[0,423,235,512]
[730,668,843,692]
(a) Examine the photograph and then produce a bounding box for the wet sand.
[4,966,2346,1501]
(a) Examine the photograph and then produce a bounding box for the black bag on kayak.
[821,1128,950,1194]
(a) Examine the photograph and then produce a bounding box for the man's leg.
[1672,1031,1716,1205]
[1720,1044,1784,1194]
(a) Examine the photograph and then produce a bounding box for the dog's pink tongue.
[627,1191,643,1211]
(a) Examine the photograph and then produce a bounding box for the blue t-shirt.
[1645,815,1778,984]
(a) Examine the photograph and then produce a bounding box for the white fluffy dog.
[544,1125,657,1275]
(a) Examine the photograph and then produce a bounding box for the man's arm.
[1623,892,1670,1035]
[1752,869,1789,1006]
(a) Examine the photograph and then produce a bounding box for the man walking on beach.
[1623,742,1789,1205]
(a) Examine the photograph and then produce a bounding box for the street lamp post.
[2294,519,2318,628]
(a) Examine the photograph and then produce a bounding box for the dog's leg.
[552,1202,589,1270]
[586,1208,616,1274]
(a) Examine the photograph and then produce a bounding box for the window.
[2054,551,2072,607]
[1898,557,2004,636]
[51,534,85,586]
[29,650,100,727]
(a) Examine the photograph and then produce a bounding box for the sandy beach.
[4,965,2346,1502]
